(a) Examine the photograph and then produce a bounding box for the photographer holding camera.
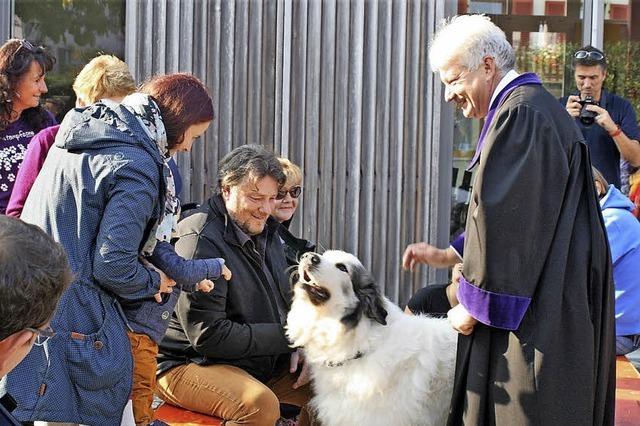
[562,46,640,190]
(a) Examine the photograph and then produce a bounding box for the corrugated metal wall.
[126,0,454,305]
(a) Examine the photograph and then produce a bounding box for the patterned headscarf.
[121,93,179,256]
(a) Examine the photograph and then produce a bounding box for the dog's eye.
[335,263,348,273]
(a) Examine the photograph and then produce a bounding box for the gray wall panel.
[372,0,392,296]
[316,0,336,255]
[302,0,322,243]
[345,0,363,255]
[331,0,349,249]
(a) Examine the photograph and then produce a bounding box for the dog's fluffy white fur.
[286,250,457,426]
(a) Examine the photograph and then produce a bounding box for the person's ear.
[483,56,496,80]
[0,330,34,370]
[12,330,34,347]
[221,185,231,200]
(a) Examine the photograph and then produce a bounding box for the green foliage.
[15,0,125,47]
[605,41,640,118]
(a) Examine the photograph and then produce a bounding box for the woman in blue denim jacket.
[2,74,214,425]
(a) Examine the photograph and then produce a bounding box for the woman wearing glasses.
[273,158,315,266]
[0,39,55,214]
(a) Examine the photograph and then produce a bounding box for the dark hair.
[140,73,214,149]
[0,216,73,340]
[217,145,286,193]
[572,45,607,71]
[0,39,56,131]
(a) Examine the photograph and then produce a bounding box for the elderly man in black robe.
[429,15,616,425]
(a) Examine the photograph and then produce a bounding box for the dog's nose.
[310,253,321,265]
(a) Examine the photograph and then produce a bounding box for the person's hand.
[565,95,582,118]
[451,262,463,285]
[446,263,464,307]
[221,264,232,281]
[196,279,214,293]
[402,243,458,270]
[140,257,177,303]
[289,349,311,389]
[585,104,617,133]
[447,303,478,335]
[154,268,177,303]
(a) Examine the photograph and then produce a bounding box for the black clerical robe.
[448,83,616,425]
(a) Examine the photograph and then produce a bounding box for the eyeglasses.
[25,325,56,346]
[276,185,302,200]
[574,50,605,61]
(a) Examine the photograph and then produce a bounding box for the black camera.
[579,96,599,126]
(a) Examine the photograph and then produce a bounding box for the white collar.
[489,69,519,109]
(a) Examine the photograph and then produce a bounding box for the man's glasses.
[277,185,302,200]
[574,50,605,61]
[25,325,56,346]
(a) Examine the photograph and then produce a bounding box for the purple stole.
[467,72,542,170]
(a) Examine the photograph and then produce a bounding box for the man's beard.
[230,213,265,236]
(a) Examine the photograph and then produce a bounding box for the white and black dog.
[286,250,457,426]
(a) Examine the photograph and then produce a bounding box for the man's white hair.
[429,15,515,74]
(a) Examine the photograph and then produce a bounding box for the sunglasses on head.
[15,39,36,55]
[574,50,605,61]
[277,185,302,200]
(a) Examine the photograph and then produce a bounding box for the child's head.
[73,54,136,107]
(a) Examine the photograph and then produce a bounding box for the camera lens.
[579,96,598,126]
[580,110,597,125]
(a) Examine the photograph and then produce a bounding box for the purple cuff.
[450,233,465,259]
[457,275,531,330]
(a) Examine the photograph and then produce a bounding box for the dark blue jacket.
[158,195,293,382]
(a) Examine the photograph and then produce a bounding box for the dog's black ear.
[352,265,388,326]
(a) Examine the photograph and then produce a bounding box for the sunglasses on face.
[25,325,56,346]
[574,50,605,61]
[276,185,302,200]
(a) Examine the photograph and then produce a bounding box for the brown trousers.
[127,331,159,426]
[156,361,313,426]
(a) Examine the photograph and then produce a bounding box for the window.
[13,0,126,122]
